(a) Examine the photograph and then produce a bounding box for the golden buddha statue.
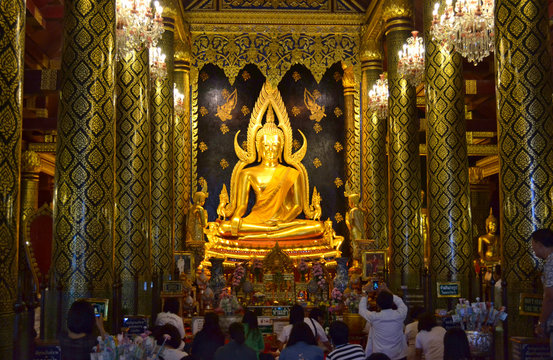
[478,208,500,265]
[204,82,340,262]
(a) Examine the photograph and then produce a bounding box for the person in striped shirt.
[327,321,366,360]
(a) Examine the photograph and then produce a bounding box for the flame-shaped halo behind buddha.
[225,81,313,218]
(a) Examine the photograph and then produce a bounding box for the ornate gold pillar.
[361,39,387,249]
[174,42,191,252]
[424,0,472,306]
[150,16,175,272]
[496,0,553,336]
[0,0,24,357]
[342,63,357,189]
[115,49,150,314]
[384,0,423,290]
[21,151,41,219]
[53,0,115,319]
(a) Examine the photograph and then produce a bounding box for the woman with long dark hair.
[443,328,471,360]
[279,322,323,360]
[242,310,266,359]
[191,312,225,360]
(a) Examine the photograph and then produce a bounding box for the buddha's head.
[256,107,284,162]
[485,208,497,234]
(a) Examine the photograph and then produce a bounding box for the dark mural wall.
[196,62,347,236]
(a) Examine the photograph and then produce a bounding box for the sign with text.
[437,282,461,298]
[123,315,149,335]
[519,293,542,317]
[271,306,290,317]
[33,345,61,360]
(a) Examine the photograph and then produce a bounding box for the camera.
[372,280,379,290]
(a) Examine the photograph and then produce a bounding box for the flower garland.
[311,261,325,288]
[232,264,246,287]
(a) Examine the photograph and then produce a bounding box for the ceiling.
[21,0,553,169]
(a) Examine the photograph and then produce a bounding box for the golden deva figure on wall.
[204,82,341,262]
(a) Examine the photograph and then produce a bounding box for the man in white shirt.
[359,283,408,360]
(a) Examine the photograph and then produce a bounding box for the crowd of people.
[59,283,474,360]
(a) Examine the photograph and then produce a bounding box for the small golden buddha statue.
[216,102,324,240]
[478,208,500,265]
[186,180,209,243]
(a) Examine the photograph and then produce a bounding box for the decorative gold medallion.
[304,88,326,122]
[334,178,343,188]
[334,107,343,117]
[199,141,208,152]
[313,157,322,168]
[334,142,343,152]
[241,105,250,116]
[216,88,237,122]
[220,158,229,169]
[200,106,208,116]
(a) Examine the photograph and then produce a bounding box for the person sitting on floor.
[415,312,446,360]
[242,310,267,359]
[155,298,186,340]
[327,320,365,360]
[277,304,305,350]
[191,312,225,360]
[59,300,106,360]
[154,324,189,360]
[214,322,257,360]
[279,322,324,360]
[307,307,332,351]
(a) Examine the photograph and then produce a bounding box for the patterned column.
[174,44,191,252]
[496,0,553,336]
[115,49,150,314]
[424,0,472,306]
[384,0,423,290]
[53,0,115,319]
[0,0,24,357]
[342,63,357,189]
[360,39,387,249]
[150,17,175,273]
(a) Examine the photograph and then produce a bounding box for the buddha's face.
[488,220,497,234]
[260,134,282,162]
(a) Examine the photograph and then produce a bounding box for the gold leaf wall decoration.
[220,158,229,169]
[335,213,343,223]
[313,123,322,133]
[216,88,237,122]
[313,157,322,168]
[292,71,301,82]
[242,71,251,81]
[199,142,208,152]
[291,106,301,116]
[241,105,250,116]
[334,178,343,188]
[220,124,230,134]
[304,88,326,122]
[334,107,343,117]
[334,142,343,152]
[333,71,342,82]
[200,72,209,81]
[292,139,301,151]
[200,106,208,116]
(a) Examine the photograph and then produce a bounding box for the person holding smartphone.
[358,282,408,360]
[59,300,107,360]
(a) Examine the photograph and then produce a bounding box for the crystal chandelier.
[116,0,164,59]
[398,31,425,87]
[430,0,494,65]
[368,73,389,119]
[150,47,167,81]
[174,84,185,116]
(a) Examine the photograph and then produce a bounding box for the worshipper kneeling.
[153,324,189,360]
[279,322,324,360]
[214,322,257,360]
[190,312,225,360]
[327,320,365,360]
